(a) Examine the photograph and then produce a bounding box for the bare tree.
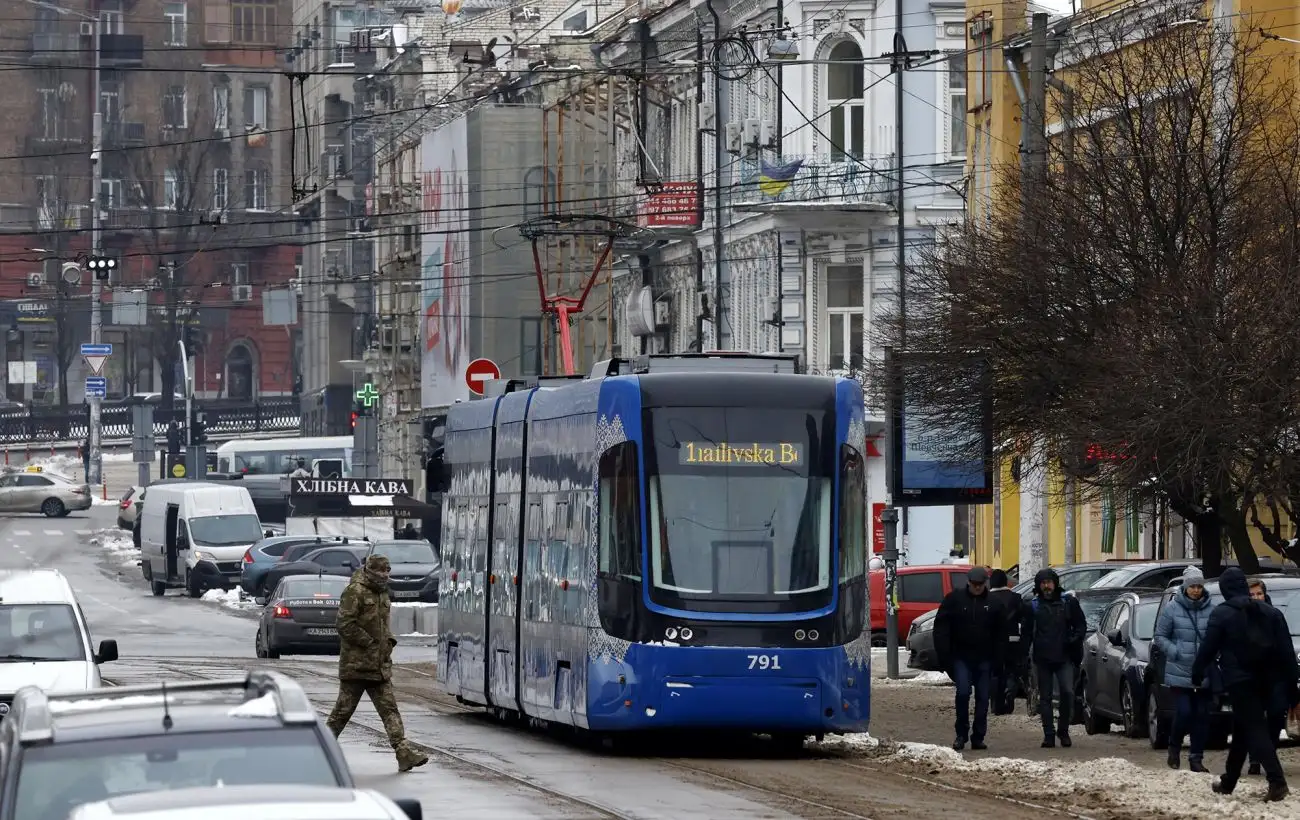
[119,76,226,410]
[35,167,88,408]
[882,20,1300,574]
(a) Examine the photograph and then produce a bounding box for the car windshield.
[1015,566,1118,597]
[372,542,436,564]
[0,604,85,661]
[14,728,338,820]
[188,514,264,547]
[280,577,348,598]
[1133,601,1160,640]
[1079,594,1125,632]
[643,406,833,614]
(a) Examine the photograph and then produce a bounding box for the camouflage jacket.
[336,569,395,682]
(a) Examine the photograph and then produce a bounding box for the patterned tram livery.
[436,354,872,739]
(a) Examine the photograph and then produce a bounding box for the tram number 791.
[747,654,781,670]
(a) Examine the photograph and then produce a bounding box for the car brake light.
[273,605,292,619]
[243,551,253,564]
[120,499,132,509]
[71,487,87,495]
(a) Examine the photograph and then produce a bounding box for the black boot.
[953,737,967,751]
[1058,731,1072,748]
[1265,782,1289,802]
[1167,748,1180,770]
[1041,735,1055,748]
[1212,776,1235,795]
[1189,756,1208,773]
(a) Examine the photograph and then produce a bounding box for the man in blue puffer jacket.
[1153,566,1215,772]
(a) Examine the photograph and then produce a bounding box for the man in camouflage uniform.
[327,553,429,772]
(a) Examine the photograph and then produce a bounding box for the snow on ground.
[89,529,139,569]
[871,669,953,686]
[200,587,260,612]
[879,741,1295,819]
[815,733,881,754]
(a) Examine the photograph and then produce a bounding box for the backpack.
[1238,602,1276,668]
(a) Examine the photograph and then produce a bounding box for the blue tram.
[436,353,871,737]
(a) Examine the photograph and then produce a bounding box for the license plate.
[391,590,419,599]
[305,628,337,637]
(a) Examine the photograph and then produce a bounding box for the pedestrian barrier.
[0,396,302,445]
[390,606,417,636]
[390,604,437,637]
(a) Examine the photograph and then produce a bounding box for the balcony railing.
[29,32,82,63]
[732,153,896,210]
[103,120,145,148]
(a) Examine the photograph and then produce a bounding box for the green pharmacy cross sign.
[356,383,380,408]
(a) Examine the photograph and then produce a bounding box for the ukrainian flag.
[757,158,804,197]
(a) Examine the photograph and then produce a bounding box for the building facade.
[0,0,301,405]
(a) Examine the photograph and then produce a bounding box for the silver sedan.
[0,469,92,517]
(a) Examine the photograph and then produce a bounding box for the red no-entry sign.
[465,358,501,395]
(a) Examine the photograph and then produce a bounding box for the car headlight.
[917,617,934,633]
[193,551,215,562]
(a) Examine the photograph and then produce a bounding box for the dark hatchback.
[255,575,349,659]
[1146,576,1300,750]
[1080,591,1163,737]
[367,540,439,603]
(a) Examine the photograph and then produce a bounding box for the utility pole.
[880,16,938,682]
[705,0,728,350]
[87,15,103,489]
[1016,12,1050,579]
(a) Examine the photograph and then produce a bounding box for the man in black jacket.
[934,566,1006,751]
[1024,568,1087,748]
[1191,568,1294,802]
[989,568,1026,714]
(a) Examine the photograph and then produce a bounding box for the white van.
[141,483,266,598]
[0,569,117,703]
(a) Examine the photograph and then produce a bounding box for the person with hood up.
[1152,566,1215,771]
[1246,579,1292,778]
[327,553,431,773]
[933,566,1007,751]
[1191,567,1295,802]
[1024,568,1087,747]
[988,568,1026,715]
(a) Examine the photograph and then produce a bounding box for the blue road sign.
[80,343,112,356]
[85,376,107,397]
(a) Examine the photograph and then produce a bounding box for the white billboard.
[420,116,472,408]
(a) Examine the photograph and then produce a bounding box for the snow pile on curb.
[884,742,1294,818]
[390,602,437,608]
[400,631,435,638]
[89,529,138,569]
[872,670,953,686]
[201,588,260,612]
[816,733,881,754]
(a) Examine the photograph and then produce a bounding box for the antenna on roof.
[161,682,174,731]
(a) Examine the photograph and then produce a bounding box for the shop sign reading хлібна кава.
[290,478,414,496]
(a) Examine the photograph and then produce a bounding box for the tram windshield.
[643,406,833,614]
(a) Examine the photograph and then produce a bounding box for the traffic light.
[86,256,118,281]
[190,406,207,445]
[350,410,359,430]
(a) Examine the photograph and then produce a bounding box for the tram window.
[598,442,642,581]
[838,445,866,582]
[897,572,944,603]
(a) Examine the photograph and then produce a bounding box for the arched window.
[523,167,555,220]
[226,343,256,400]
[826,40,865,161]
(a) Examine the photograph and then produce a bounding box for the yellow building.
[960,0,1298,571]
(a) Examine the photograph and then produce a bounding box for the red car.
[868,564,972,646]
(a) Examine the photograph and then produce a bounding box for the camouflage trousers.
[326,680,406,749]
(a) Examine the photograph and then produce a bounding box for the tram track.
[117,657,1102,820]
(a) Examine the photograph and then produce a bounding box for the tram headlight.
[679,627,693,640]
[794,629,806,641]
[665,627,678,640]
[808,630,819,641]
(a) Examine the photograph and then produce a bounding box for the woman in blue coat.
[1153,566,1216,772]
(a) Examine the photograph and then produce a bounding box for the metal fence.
[0,397,301,445]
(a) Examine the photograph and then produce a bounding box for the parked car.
[0,467,91,517]
[1023,586,1162,721]
[1087,561,1194,591]
[117,486,141,531]
[1145,575,1300,749]
[255,545,368,600]
[241,535,349,595]
[70,786,422,820]
[869,564,970,647]
[908,561,1130,671]
[366,540,439,603]
[1080,591,1163,737]
[255,574,350,659]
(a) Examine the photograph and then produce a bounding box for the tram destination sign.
[291,478,414,496]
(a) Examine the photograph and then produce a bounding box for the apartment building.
[0,0,300,405]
